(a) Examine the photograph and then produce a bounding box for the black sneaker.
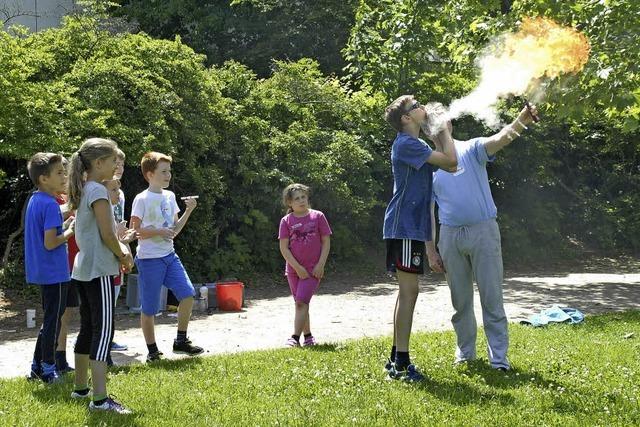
[146,350,164,362]
[58,364,75,374]
[173,339,204,356]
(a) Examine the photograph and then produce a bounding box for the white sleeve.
[170,191,180,214]
[131,193,145,220]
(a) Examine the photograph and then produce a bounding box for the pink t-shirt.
[278,209,332,275]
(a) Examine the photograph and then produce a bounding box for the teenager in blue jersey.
[382,95,457,382]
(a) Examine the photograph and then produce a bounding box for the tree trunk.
[1,194,30,268]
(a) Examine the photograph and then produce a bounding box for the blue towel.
[520,305,585,327]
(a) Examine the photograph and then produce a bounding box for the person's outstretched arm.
[484,104,538,156]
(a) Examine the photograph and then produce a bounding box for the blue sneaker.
[388,363,425,382]
[40,362,63,384]
[111,341,128,351]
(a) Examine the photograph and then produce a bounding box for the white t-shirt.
[131,189,180,259]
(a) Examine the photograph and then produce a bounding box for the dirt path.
[1,264,639,379]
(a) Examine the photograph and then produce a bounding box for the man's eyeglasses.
[405,101,422,114]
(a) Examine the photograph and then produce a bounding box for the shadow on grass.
[30,381,142,425]
[453,360,556,390]
[125,355,205,373]
[446,359,607,416]
[303,343,340,353]
[412,375,516,406]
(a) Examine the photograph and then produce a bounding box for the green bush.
[0,19,384,285]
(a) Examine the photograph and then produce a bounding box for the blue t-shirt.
[433,138,497,226]
[383,132,435,241]
[24,191,70,285]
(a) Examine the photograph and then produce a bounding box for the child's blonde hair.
[67,138,118,210]
[282,183,310,213]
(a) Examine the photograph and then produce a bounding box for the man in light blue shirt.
[382,95,457,382]
[427,104,538,371]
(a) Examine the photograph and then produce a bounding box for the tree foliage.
[0,17,381,287]
[1,1,638,290]
[116,0,358,77]
[345,0,640,256]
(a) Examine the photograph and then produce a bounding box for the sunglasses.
[405,101,422,114]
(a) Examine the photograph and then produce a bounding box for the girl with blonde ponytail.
[68,138,133,414]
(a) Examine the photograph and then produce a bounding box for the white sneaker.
[70,389,91,399]
[89,396,132,414]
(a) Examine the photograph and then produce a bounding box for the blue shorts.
[135,252,195,315]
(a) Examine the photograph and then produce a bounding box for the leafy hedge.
[0,17,384,286]
[2,0,639,289]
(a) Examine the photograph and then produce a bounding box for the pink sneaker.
[285,337,300,347]
[303,335,317,347]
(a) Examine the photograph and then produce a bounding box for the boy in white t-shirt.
[130,152,203,362]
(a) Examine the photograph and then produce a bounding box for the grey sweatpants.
[438,218,509,369]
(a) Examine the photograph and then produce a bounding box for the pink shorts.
[287,274,320,304]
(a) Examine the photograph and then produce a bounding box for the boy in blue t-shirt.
[24,152,75,383]
[382,95,457,382]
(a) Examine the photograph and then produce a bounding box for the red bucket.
[216,282,244,311]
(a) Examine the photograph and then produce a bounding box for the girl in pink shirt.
[278,184,332,347]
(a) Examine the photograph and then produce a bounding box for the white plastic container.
[26,309,36,328]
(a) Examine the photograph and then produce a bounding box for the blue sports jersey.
[24,191,70,284]
[383,132,436,241]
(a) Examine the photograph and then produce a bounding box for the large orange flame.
[503,17,591,78]
[445,17,591,128]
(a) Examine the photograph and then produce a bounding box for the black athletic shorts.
[386,239,425,275]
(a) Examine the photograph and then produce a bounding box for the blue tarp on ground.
[520,305,585,327]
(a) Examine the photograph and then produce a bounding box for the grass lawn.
[1,311,639,426]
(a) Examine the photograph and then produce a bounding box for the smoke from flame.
[434,17,590,130]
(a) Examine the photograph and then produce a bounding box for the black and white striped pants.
[74,276,115,362]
